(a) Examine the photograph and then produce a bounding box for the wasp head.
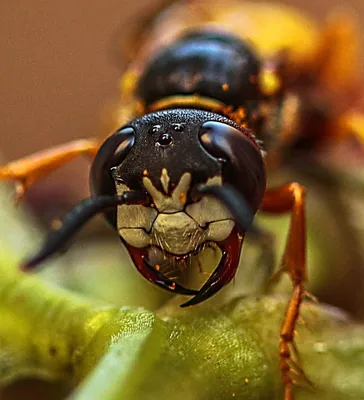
[90,108,266,305]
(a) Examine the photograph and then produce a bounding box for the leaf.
[0,186,364,400]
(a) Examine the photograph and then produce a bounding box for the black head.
[21,108,267,307]
[90,109,266,226]
[89,108,266,305]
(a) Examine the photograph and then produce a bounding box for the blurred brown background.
[1,3,364,398]
[0,0,363,202]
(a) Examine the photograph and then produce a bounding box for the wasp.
[1,1,363,399]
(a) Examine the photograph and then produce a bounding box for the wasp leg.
[260,182,311,400]
[21,191,147,270]
[0,139,100,203]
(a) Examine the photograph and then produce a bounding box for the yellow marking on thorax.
[146,95,226,114]
[144,95,248,126]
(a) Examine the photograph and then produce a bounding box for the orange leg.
[0,139,100,202]
[260,182,311,400]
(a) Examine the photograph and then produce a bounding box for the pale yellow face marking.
[116,182,157,230]
[206,220,235,242]
[160,168,170,194]
[143,172,192,213]
[115,172,235,254]
[118,227,150,248]
[152,212,206,254]
[185,176,233,225]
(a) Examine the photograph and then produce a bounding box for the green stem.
[0,263,117,385]
[0,186,364,399]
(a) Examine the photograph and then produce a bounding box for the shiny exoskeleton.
[91,107,266,304]
[24,31,268,306]
[3,1,362,399]
[137,31,262,119]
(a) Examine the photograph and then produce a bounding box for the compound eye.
[90,126,135,196]
[109,127,136,167]
[90,126,136,227]
[156,132,173,147]
[198,121,266,213]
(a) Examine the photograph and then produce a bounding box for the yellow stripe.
[144,95,248,126]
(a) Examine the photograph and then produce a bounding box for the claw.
[287,358,313,388]
[180,251,228,307]
[180,231,242,307]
